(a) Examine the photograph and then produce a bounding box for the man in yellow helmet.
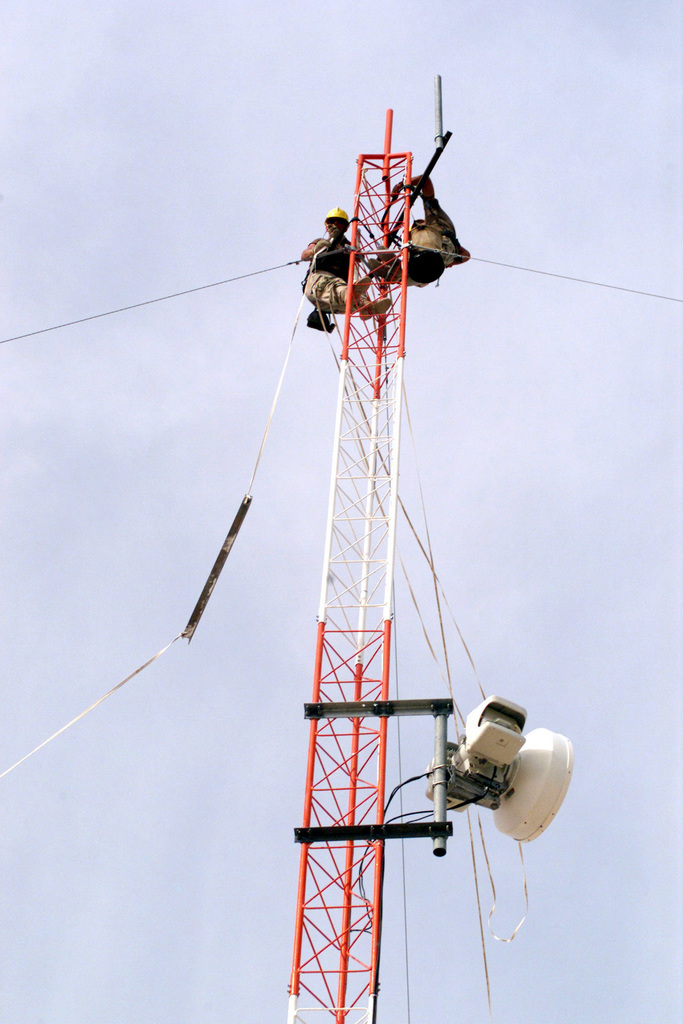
[302,208,391,330]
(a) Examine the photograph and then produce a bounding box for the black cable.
[384,809,434,825]
[384,788,493,825]
[447,790,492,811]
[384,772,432,818]
[355,774,430,904]
[355,772,435,901]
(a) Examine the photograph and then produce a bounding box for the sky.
[1,2,681,1022]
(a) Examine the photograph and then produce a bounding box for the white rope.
[467,807,494,1022]
[0,634,182,781]
[401,384,485,698]
[398,497,485,700]
[397,550,466,731]
[478,814,530,943]
[0,294,307,781]
[398,478,485,700]
[401,386,456,693]
[400,382,496,1017]
[246,292,305,494]
[182,293,306,642]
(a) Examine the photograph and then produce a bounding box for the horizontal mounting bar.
[304,698,454,720]
[294,822,453,844]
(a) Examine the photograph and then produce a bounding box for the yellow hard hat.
[325,207,349,224]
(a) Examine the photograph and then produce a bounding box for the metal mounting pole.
[432,711,449,856]
[434,75,444,150]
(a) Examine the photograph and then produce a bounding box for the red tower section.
[287,114,412,1024]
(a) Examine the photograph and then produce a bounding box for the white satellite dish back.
[493,728,574,842]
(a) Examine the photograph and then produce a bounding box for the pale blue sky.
[1,3,681,1022]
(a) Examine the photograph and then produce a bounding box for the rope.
[397,550,466,730]
[4,245,678,350]
[477,814,529,943]
[0,292,306,773]
[0,259,304,345]
[400,384,496,1017]
[399,498,484,703]
[182,292,305,642]
[402,387,455,702]
[413,237,681,303]
[467,808,494,1023]
[399,388,485,702]
[0,634,181,782]
[246,292,305,494]
[469,255,683,303]
[398,519,494,1017]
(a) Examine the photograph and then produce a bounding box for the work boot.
[358,296,392,319]
[452,241,471,264]
[368,252,401,282]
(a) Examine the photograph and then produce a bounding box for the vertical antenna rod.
[434,74,444,150]
[432,711,449,856]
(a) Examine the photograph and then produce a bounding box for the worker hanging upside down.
[361,174,469,290]
[404,174,470,285]
[302,207,391,331]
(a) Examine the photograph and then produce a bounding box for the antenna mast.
[287,113,411,1024]
[286,85,575,1024]
[287,105,454,1024]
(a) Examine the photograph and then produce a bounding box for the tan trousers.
[305,271,367,313]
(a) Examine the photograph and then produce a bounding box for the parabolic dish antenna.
[494,728,574,842]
